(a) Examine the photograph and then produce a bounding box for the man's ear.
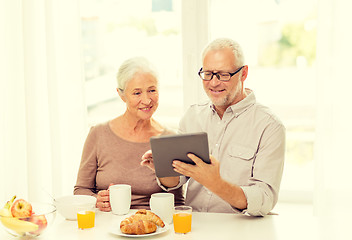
[241,65,249,82]
[117,88,126,102]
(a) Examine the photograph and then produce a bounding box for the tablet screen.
[150,132,210,178]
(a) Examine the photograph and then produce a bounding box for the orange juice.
[173,212,192,233]
[77,210,95,229]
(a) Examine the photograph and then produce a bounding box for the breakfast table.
[0,207,331,240]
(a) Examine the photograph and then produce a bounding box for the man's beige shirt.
[175,89,285,216]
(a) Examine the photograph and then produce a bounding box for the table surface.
[0,207,347,240]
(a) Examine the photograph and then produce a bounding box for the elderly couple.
[74,38,285,217]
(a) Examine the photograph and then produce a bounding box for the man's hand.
[140,150,155,172]
[173,154,247,210]
[172,154,221,189]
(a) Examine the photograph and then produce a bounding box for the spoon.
[41,187,56,202]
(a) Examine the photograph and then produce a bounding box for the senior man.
[142,38,285,216]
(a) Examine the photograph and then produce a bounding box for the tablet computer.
[150,132,210,178]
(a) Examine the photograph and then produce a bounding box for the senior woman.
[74,57,184,211]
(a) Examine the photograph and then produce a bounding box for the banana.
[1,217,39,235]
[0,195,39,235]
[0,195,16,217]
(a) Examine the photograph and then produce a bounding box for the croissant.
[120,209,165,235]
[120,219,157,235]
[134,209,165,227]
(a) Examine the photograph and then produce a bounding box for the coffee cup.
[109,184,131,215]
[150,192,174,224]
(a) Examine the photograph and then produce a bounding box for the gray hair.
[202,38,245,67]
[116,57,159,92]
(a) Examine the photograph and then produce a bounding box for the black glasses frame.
[198,66,245,81]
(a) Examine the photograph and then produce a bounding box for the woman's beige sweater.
[74,122,184,208]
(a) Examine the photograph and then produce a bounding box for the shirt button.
[204,187,212,195]
[215,144,219,147]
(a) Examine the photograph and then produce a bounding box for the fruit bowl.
[0,202,56,237]
[54,195,96,220]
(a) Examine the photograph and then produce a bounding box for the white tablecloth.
[0,208,342,240]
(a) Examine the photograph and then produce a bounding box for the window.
[80,0,183,129]
[80,0,317,203]
[209,0,317,202]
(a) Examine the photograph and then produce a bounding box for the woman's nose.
[141,93,151,104]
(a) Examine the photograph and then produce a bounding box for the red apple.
[29,215,48,235]
[11,199,33,217]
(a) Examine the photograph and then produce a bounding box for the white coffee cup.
[109,184,131,215]
[150,192,174,224]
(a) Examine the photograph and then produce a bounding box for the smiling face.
[119,72,159,121]
[202,47,248,114]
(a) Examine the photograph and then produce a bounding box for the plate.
[109,223,170,238]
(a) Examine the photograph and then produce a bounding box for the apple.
[29,215,48,235]
[11,199,33,217]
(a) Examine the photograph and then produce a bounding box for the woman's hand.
[141,150,180,188]
[96,186,112,212]
[140,150,155,172]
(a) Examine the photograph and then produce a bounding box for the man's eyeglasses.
[198,66,245,81]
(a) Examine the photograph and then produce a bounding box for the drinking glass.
[173,206,192,234]
[77,210,95,229]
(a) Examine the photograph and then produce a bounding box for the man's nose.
[209,73,221,85]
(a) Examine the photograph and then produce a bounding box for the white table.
[0,208,347,240]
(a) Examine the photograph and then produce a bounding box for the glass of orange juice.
[77,210,95,229]
[173,206,192,234]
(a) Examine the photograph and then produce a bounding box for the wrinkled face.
[202,47,246,109]
[120,72,159,120]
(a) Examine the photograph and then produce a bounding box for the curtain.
[314,0,352,239]
[0,0,87,203]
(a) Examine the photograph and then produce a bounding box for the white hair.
[202,38,245,66]
[116,57,159,92]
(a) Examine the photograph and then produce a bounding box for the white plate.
[109,223,170,238]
